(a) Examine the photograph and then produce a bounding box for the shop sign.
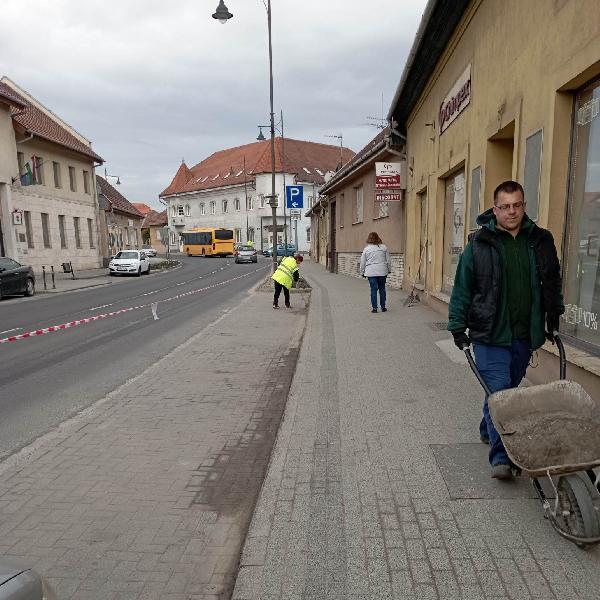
[375,162,403,189]
[439,64,471,135]
[12,209,23,225]
[375,190,402,202]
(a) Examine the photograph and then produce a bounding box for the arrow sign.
[286,185,304,209]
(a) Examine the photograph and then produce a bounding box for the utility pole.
[243,156,249,243]
[281,110,289,255]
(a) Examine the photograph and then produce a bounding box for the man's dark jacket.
[448,209,564,350]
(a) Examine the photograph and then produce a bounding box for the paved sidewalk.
[0,286,306,599]
[233,260,600,600]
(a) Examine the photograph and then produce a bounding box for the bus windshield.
[214,229,234,241]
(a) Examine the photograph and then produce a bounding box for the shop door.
[329,201,336,273]
[442,171,465,295]
[562,78,600,349]
[417,192,427,285]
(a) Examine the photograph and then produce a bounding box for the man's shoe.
[371,308,378,313]
[491,464,514,480]
[381,307,387,312]
[480,434,490,445]
[285,303,291,308]
[273,304,279,309]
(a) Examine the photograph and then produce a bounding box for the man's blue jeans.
[473,339,531,466]
[367,276,387,310]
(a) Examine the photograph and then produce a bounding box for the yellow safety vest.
[272,256,298,289]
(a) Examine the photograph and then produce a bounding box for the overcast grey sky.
[0,0,427,210]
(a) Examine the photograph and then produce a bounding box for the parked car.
[234,245,258,264]
[0,559,57,599]
[263,244,296,257]
[141,245,157,257]
[109,250,150,276]
[0,257,35,300]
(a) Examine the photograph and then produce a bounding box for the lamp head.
[256,127,266,141]
[212,0,233,23]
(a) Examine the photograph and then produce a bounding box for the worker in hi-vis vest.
[272,254,304,309]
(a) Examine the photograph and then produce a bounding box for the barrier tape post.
[51,265,56,289]
[42,266,47,290]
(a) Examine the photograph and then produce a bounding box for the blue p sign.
[286,185,304,209]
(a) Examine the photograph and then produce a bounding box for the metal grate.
[430,321,449,330]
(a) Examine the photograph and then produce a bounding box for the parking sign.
[286,185,304,209]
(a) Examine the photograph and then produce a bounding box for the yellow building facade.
[389,0,600,390]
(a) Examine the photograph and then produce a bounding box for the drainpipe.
[15,133,34,145]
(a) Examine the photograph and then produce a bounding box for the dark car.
[234,245,258,264]
[0,258,35,300]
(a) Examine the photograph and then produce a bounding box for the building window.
[523,129,543,222]
[17,152,24,176]
[53,162,62,188]
[170,232,177,245]
[69,166,77,191]
[248,227,255,242]
[469,166,481,231]
[442,170,465,295]
[235,228,242,243]
[562,77,600,350]
[306,227,311,242]
[210,201,216,215]
[200,202,205,215]
[338,194,344,227]
[234,198,240,212]
[83,170,90,194]
[41,212,51,248]
[308,195,314,207]
[185,204,191,216]
[124,227,130,246]
[87,218,95,248]
[133,228,138,246]
[377,201,389,219]
[34,156,44,184]
[353,186,363,223]
[222,199,228,213]
[258,194,265,209]
[171,205,176,217]
[24,211,34,248]
[58,215,67,248]
[247,195,254,210]
[73,217,82,248]
[177,205,184,216]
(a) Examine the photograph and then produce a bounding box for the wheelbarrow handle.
[464,348,492,396]
[465,335,567,394]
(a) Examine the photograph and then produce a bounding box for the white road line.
[89,304,113,311]
[0,327,22,335]
[142,290,159,296]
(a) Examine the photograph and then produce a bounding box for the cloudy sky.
[0,0,427,210]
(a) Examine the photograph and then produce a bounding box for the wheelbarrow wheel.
[556,473,600,547]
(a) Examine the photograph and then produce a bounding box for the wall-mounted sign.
[375,162,403,189]
[375,190,402,202]
[439,64,471,135]
[12,209,23,225]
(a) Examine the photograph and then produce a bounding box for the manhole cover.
[430,443,554,500]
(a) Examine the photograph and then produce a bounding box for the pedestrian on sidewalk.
[448,180,564,480]
[359,232,391,313]
[272,254,303,309]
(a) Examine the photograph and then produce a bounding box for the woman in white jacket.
[359,232,391,313]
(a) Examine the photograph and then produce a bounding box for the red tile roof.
[142,209,167,227]
[0,85,25,109]
[0,81,104,163]
[132,203,152,215]
[97,175,143,219]
[160,137,355,197]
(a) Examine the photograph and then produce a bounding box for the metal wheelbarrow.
[465,336,600,548]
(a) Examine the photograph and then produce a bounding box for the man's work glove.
[545,313,560,344]
[452,331,471,350]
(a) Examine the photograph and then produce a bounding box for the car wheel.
[137,267,142,277]
[0,285,3,300]
[24,278,35,296]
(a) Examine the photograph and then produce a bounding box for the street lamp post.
[213,0,278,274]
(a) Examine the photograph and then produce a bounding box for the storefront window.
[442,170,465,294]
[562,78,600,350]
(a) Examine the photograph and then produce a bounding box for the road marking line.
[89,304,113,311]
[0,327,22,335]
[0,266,270,344]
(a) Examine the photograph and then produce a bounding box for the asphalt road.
[0,255,269,460]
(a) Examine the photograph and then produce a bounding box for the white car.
[109,250,150,276]
[141,245,157,257]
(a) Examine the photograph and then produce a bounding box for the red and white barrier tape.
[1,267,267,344]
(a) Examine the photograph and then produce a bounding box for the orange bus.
[181,228,235,257]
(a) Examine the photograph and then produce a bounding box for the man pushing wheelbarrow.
[448,180,564,480]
